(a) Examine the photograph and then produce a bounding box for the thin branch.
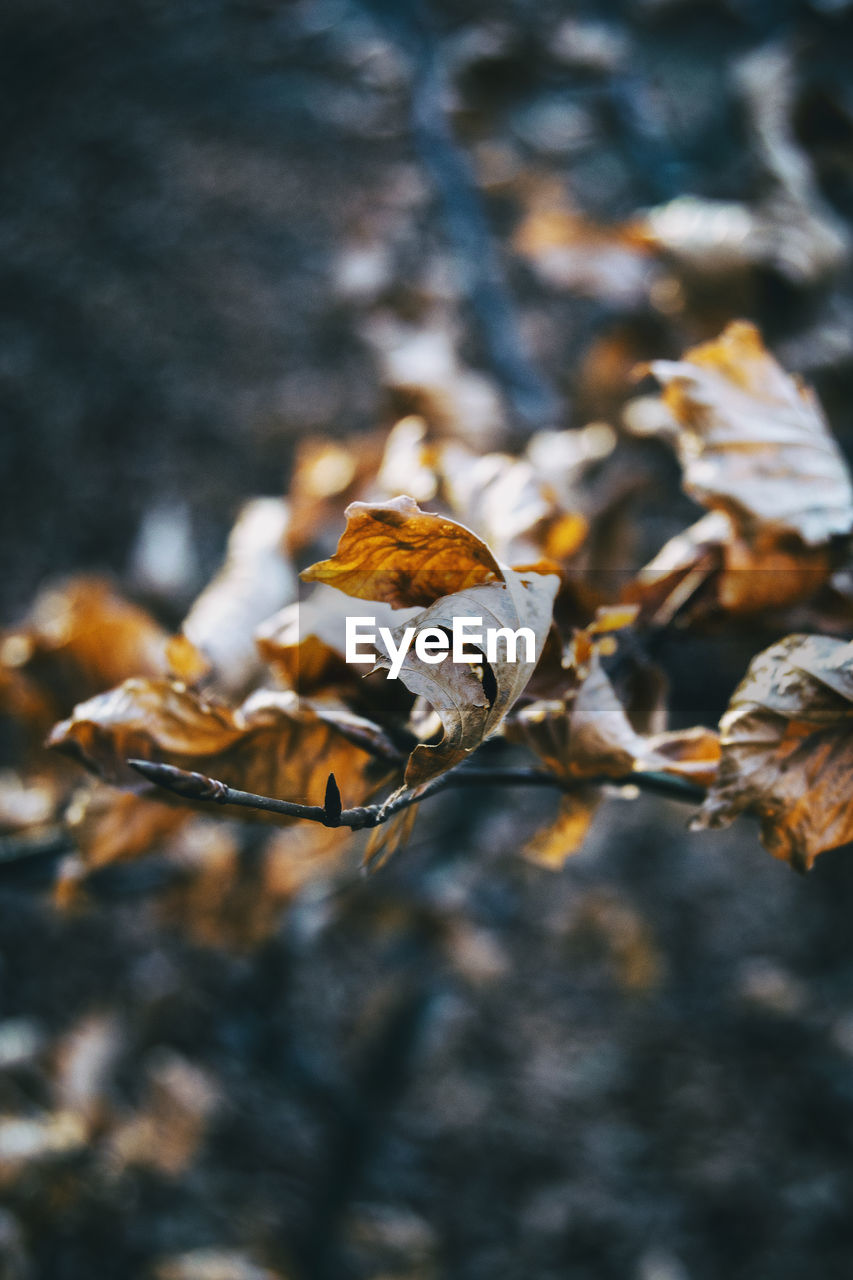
[128,757,706,833]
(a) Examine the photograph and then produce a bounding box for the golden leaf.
[301,495,502,608]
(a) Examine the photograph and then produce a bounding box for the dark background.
[3,2,853,1277]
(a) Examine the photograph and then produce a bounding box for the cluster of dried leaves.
[1,319,851,926]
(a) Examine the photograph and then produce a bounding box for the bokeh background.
[3,1,853,1277]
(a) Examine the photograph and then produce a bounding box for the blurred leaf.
[0,576,171,734]
[180,498,295,696]
[693,634,853,871]
[642,320,853,544]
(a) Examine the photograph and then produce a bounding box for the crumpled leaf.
[643,321,853,544]
[693,634,853,871]
[377,570,559,789]
[628,321,853,621]
[48,680,392,813]
[301,495,502,608]
[180,498,296,696]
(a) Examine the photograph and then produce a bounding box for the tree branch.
[127,758,705,833]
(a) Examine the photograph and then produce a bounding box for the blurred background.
[3,1,853,1277]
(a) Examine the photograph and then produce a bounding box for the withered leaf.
[48,680,392,814]
[693,634,853,871]
[301,495,502,608]
[377,569,559,790]
[628,509,830,624]
[643,320,853,545]
[65,786,189,868]
[520,792,600,870]
[508,650,719,787]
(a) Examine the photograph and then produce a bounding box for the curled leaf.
[693,634,853,871]
[48,680,392,815]
[377,570,559,789]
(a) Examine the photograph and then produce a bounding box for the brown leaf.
[627,509,830,624]
[65,786,189,868]
[642,320,853,545]
[255,584,419,702]
[693,634,853,871]
[48,680,391,814]
[375,417,608,566]
[301,495,502,608]
[507,648,719,786]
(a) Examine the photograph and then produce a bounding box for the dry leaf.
[643,321,853,544]
[377,570,559,790]
[507,648,719,785]
[693,634,853,871]
[48,680,391,813]
[302,495,502,608]
[375,417,607,566]
[64,786,189,868]
[629,321,853,620]
[255,584,419,700]
[520,792,599,870]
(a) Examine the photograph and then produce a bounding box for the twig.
[127,758,706,832]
